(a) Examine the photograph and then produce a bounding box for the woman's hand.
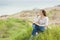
[34,22,40,26]
[28,20,40,26]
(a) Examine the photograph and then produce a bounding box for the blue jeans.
[32,23,45,36]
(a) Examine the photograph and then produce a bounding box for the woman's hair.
[41,10,47,16]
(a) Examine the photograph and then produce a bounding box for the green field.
[0,17,60,40]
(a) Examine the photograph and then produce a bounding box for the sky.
[0,0,60,16]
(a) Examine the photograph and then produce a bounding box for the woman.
[32,9,49,36]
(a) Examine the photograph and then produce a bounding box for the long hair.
[41,10,47,16]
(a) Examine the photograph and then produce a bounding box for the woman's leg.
[29,24,37,40]
[32,23,38,36]
[39,26,45,32]
[32,23,36,29]
[32,28,37,36]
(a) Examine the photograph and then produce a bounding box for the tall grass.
[0,17,60,40]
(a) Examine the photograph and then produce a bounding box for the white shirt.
[33,16,49,26]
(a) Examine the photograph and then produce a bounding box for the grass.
[0,17,60,40]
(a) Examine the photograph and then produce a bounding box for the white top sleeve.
[33,16,40,23]
[44,17,49,26]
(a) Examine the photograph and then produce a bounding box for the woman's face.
[39,11,43,16]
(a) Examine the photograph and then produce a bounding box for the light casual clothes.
[32,16,49,36]
[33,16,49,26]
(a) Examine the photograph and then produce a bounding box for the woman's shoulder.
[45,17,49,19]
[45,17,48,18]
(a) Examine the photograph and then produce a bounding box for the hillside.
[0,5,60,24]
[11,5,60,19]
[10,5,60,25]
[0,16,60,40]
[0,5,60,40]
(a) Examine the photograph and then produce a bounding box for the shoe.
[36,32,39,38]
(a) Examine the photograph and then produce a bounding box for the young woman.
[32,9,49,36]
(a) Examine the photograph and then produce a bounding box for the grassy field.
[0,17,60,40]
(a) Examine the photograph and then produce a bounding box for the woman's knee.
[32,23,36,29]
[32,29,37,35]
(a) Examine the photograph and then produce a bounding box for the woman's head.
[39,9,47,17]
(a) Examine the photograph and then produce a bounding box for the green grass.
[0,17,60,40]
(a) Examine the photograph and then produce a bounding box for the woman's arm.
[34,22,40,25]
[44,17,49,28]
[28,16,40,25]
[28,20,40,26]
[34,16,40,25]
